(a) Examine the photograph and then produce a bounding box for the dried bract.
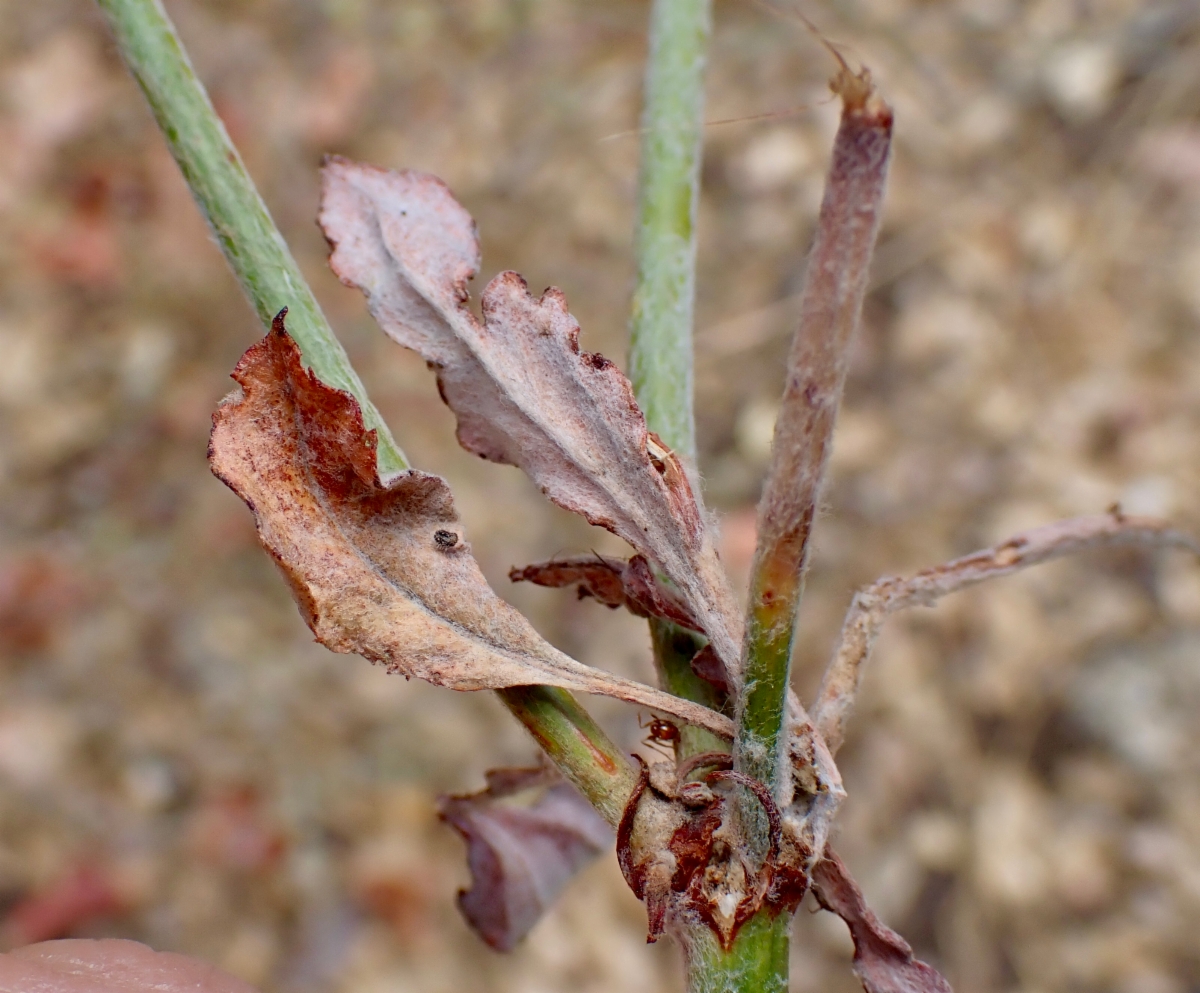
[319,158,743,680]
[617,756,791,948]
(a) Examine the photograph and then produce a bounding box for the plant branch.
[626,3,791,990]
[649,621,728,759]
[627,0,719,765]
[499,687,639,826]
[628,0,710,465]
[97,0,636,823]
[94,0,406,476]
[736,72,892,802]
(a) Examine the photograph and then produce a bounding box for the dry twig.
[813,512,1200,754]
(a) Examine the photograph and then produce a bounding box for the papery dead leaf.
[813,512,1200,755]
[438,765,614,951]
[318,157,743,679]
[208,318,733,738]
[811,850,952,993]
[510,553,701,632]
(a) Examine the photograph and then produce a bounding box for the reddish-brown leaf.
[811,850,952,993]
[208,319,733,738]
[509,553,701,632]
[319,157,742,679]
[438,766,614,951]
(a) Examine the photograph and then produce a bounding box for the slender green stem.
[94,0,406,475]
[627,0,722,746]
[627,1,788,989]
[97,0,635,822]
[499,687,638,826]
[628,0,710,463]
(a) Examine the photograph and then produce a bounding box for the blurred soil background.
[2,0,1200,990]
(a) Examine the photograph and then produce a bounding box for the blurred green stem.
[628,0,709,463]
[96,0,635,823]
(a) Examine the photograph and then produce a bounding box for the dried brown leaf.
[811,850,952,993]
[510,553,701,632]
[208,319,734,737]
[438,765,614,951]
[814,512,1200,754]
[318,157,742,678]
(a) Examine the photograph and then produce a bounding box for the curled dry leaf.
[811,851,952,993]
[813,512,1200,755]
[438,765,613,951]
[510,553,701,632]
[783,716,846,862]
[318,157,742,680]
[208,318,733,738]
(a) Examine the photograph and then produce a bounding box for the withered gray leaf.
[439,766,613,951]
[814,512,1200,756]
[208,317,733,739]
[318,158,742,679]
[812,850,952,993]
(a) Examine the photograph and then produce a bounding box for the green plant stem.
[735,577,795,794]
[628,0,710,463]
[628,0,723,756]
[627,1,788,990]
[499,687,638,826]
[94,0,406,476]
[97,0,635,823]
[682,911,790,993]
[648,621,726,762]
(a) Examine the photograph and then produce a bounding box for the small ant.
[639,714,680,756]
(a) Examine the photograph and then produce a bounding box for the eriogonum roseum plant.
[85,0,1200,991]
